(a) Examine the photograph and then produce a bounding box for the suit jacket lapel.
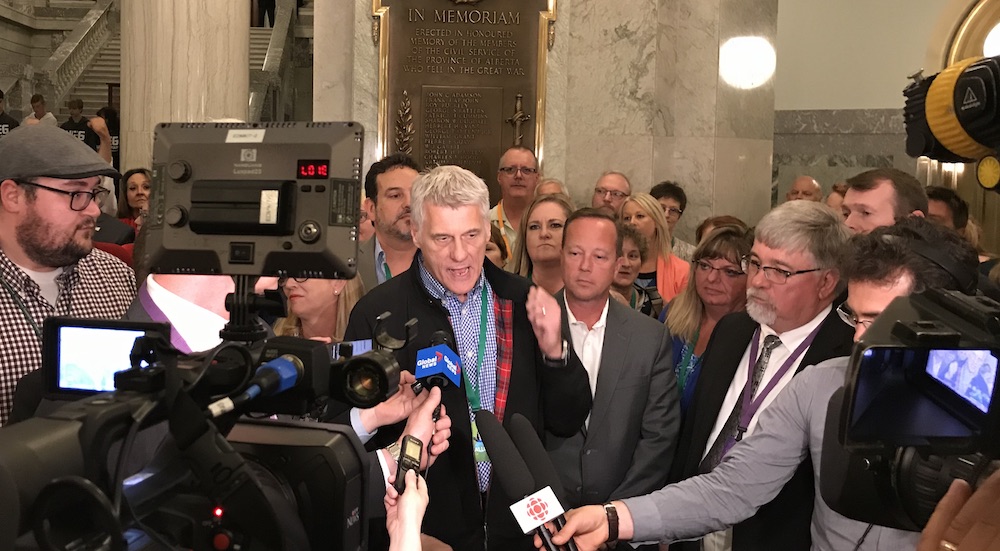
[586,301,629,438]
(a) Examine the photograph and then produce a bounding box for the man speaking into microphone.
[345,165,592,551]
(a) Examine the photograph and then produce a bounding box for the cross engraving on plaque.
[505,94,532,146]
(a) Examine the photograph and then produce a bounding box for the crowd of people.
[0,122,999,551]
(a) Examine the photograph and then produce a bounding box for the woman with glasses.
[611,224,663,318]
[511,194,574,295]
[273,275,365,343]
[620,193,690,303]
[664,226,752,412]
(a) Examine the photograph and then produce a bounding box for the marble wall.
[322,0,780,243]
[772,109,914,205]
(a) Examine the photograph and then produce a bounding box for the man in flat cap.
[0,124,136,425]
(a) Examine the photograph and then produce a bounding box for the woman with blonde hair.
[665,225,752,411]
[273,275,365,342]
[620,192,690,303]
[511,193,575,294]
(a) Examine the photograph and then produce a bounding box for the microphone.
[508,413,579,551]
[474,410,564,551]
[413,330,462,392]
[207,354,304,417]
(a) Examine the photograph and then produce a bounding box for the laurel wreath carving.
[395,90,415,155]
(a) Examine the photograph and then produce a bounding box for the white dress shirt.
[703,304,832,460]
[566,298,610,426]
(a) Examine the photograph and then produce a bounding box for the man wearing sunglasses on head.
[542,216,979,551]
[0,124,135,426]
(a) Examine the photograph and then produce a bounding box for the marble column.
[120,0,249,171]
[312,0,353,122]
[562,0,777,241]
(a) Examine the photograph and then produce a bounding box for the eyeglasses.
[836,302,875,329]
[15,180,110,211]
[740,255,821,284]
[694,260,744,279]
[278,276,309,287]
[593,187,628,201]
[498,166,538,176]
[665,207,684,218]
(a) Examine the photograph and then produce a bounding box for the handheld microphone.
[207,354,304,417]
[474,410,564,551]
[509,413,579,551]
[413,331,462,392]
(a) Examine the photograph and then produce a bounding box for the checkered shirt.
[0,248,136,425]
[418,255,501,491]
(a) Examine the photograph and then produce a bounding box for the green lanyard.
[382,262,391,281]
[464,285,491,465]
[461,285,490,411]
[677,326,700,390]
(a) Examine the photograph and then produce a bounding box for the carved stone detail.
[395,90,415,154]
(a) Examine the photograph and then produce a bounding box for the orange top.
[656,253,690,303]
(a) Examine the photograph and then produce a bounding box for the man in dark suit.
[357,153,421,292]
[547,209,680,513]
[344,165,592,551]
[668,200,854,551]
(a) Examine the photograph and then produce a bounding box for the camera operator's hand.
[385,469,429,551]
[360,371,424,433]
[87,115,113,164]
[918,469,1000,551]
[526,286,563,360]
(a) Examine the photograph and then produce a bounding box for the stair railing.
[35,0,117,109]
[249,0,296,122]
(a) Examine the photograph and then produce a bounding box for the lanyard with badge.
[463,285,491,464]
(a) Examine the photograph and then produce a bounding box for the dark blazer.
[343,256,593,551]
[669,308,853,551]
[356,236,378,293]
[546,294,680,508]
[94,212,135,245]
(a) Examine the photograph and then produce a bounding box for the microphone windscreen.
[474,410,535,498]
[509,413,570,505]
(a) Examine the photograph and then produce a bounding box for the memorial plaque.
[373,0,556,203]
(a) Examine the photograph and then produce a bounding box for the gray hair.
[411,165,490,230]
[755,201,851,269]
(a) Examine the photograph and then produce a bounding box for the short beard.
[745,288,777,327]
[376,218,412,243]
[16,208,92,268]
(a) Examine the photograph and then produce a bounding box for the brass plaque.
[374,0,556,203]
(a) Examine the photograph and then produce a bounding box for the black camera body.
[821,289,1000,530]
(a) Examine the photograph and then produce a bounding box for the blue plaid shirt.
[418,254,498,491]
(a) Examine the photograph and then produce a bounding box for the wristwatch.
[542,339,569,367]
[604,502,619,547]
[387,441,401,462]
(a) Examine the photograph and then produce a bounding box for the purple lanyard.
[137,284,194,353]
[726,324,823,452]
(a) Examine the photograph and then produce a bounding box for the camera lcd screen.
[43,317,171,399]
[925,350,998,413]
[57,326,146,392]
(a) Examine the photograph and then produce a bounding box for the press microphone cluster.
[474,410,579,551]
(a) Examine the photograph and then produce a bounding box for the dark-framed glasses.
[278,276,310,287]
[15,179,110,211]
[740,255,821,284]
[498,166,538,176]
[836,302,875,329]
[694,259,744,278]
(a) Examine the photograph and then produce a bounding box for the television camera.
[821,289,1000,530]
[0,122,411,550]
